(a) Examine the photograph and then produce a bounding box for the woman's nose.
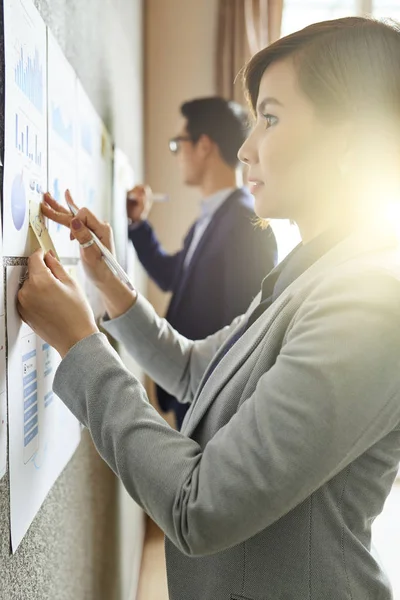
[238,129,257,165]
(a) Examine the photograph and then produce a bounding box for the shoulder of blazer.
[211,188,256,232]
[224,189,276,244]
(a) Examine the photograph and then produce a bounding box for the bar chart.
[14,47,44,114]
[15,113,42,167]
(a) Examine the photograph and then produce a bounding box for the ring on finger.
[80,239,95,249]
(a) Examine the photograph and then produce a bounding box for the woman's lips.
[248,180,265,194]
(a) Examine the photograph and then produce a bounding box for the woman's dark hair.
[243,17,400,126]
[180,97,249,167]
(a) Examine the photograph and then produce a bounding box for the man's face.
[173,119,205,186]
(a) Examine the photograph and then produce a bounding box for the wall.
[0,1,144,598]
[144,0,219,315]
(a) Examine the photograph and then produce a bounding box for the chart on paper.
[3,0,47,257]
[47,30,79,259]
[0,215,6,480]
[7,266,81,552]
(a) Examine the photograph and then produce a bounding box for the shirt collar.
[199,188,235,220]
[262,225,354,303]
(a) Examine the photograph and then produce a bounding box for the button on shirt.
[183,188,234,269]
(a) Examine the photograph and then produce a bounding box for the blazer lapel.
[168,222,197,313]
[182,290,292,437]
[171,190,243,314]
[182,222,400,438]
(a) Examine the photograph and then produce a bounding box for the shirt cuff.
[128,220,147,232]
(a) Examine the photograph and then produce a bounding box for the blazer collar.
[182,220,400,437]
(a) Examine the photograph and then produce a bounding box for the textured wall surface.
[0,0,144,598]
[0,432,120,600]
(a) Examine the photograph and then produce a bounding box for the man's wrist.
[128,218,146,231]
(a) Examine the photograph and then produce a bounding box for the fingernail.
[72,218,82,230]
[48,249,55,258]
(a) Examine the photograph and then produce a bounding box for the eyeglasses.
[169,135,192,154]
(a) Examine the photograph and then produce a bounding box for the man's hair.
[180,96,249,167]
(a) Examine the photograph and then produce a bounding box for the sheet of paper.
[111,151,146,296]
[3,0,47,258]
[7,266,81,551]
[77,81,104,218]
[47,31,79,259]
[112,148,135,271]
[97,126,113,223]
[29,201,59,258]
[76,83,113,317]
[0,216,6,480]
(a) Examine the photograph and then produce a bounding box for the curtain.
[216,0,284,104]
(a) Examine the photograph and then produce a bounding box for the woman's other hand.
[18,249,99,358]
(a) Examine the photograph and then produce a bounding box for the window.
[281,0,400,38]
[372,2,400,19]
[281,0,360,36]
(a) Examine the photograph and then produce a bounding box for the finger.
[128,185,145,197]
[44,250,70,283]
[73,207,110,242]
[17,294,28,321]
[70,219,102,259]
[127,184,152,201]
[65,189,80,212]
[42,193,72,228]
[41,202,72,228]
[43,192,70,215]
[27,249,47,275]
[16,298,33,330]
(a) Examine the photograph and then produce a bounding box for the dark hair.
[180,97,249,167]
[243,17,400,127]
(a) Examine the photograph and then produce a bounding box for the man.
[127,96,277,428]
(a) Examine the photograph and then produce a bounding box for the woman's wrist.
[58,326,100,359]
[97,273,138,319]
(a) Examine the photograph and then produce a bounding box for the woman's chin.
[254,197,279,220]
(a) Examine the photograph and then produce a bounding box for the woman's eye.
[263,114,278,129]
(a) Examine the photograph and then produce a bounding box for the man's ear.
[196,134,214,158]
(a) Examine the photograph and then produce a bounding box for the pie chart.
[11,173,26,231]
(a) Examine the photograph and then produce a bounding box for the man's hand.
[127,185,153,223]
[18,249,99,358]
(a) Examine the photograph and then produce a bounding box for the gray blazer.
[54,223,400,600]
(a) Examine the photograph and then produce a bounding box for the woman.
[19,17,400,600]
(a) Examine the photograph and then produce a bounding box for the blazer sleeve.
[101,292,252,403]
[128,220,192,292]
[54,268,400,558]
[221,219,277,323]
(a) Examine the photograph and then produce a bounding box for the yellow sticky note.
[29,201,59,260]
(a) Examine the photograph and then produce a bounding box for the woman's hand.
[18,249,99,358]
[42,189,138,319]
[42,190,116,287]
